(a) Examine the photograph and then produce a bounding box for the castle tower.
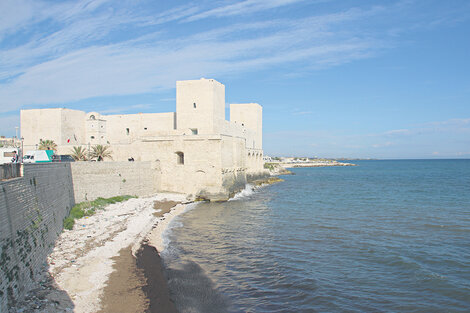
[176,78,225,135]
[230,103,263,149]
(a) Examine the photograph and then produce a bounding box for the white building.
[21,78,267,200]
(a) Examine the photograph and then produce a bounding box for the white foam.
[229,184,256,201]
[158,202,200,253]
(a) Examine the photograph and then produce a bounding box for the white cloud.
[0,5,384,112]
[185,0,308,22]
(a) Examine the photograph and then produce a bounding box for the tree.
[38,139,57,151]
[91,145,113,161]
[70,146,87,161]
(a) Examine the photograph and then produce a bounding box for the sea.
[161,160,470,313]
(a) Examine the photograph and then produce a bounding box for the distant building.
[0,136,19,148]
[21,78,266,199]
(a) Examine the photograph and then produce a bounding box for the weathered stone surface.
[0,164,74,312]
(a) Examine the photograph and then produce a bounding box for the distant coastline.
[281,160,356,168]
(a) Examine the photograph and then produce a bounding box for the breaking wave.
[229,184,256,201]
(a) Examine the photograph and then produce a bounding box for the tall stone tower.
[230,103,263,149]
[176,78,225,135]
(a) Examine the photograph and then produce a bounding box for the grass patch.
[264,163,275,171]
[63,195,136,230]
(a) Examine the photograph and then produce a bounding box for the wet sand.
[98,200,183,312]
[137,245,178,313]
[98,245,177,313]
[98,248,149,313]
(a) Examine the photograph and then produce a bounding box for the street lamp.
[20,137,24,162]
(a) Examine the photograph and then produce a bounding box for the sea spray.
[229,183,256,201]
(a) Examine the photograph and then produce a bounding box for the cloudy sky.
[1,0,469,158]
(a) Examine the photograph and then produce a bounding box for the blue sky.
[0,0,469,158]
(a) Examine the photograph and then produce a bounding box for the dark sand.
[137,244,178,313]
[99,200,180,313]
[98,247,149,313]
[153,201,181,217]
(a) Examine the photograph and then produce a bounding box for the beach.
[12,193,190,313]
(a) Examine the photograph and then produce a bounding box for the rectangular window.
[126,128,130,135]
[176,152,184,165]
[191,128,198,135]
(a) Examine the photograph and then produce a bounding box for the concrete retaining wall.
[0,164,74,312]
[70,161,160,202]
[0,164,22,181]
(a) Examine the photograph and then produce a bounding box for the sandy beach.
[12,193,191,313]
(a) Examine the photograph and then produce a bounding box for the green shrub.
[63,217,75,230]
[63,195,136,231]
[69,206,85,219]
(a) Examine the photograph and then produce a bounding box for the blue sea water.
[162,160,470,312]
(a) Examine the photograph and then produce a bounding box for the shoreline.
[12,193,190,313]
[12,183,270,312]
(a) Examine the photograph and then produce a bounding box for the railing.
[0,163,22,180]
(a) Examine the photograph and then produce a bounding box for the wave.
[229,184,256,201]
[160,202,200,256]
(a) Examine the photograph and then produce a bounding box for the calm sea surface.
[162,160,470,312]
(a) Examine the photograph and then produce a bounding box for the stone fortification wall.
[70,161,160,202]
[0,164,75,312]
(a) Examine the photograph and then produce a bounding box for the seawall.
[0,164,75,312]
[71,161,160,202]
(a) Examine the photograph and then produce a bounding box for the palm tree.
[70,146,87,161]
[38,139,57,151]
[91,145,113,161]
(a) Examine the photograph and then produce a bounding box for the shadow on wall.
[0,163,75,311]
[10,269,75,312]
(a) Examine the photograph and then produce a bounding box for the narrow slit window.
[176,152,184,165]
[126,128,130,135]
[193,103,197,108]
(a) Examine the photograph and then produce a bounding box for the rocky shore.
[11,194,189,313]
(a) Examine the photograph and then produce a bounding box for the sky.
[0,0,469,159]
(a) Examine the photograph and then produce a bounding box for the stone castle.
[20,78,266,200]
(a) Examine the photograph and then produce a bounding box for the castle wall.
[60,109,87,146]
[70,161,160,202]
[151,136,224,198]
[21,109,62,150]
[0,164,75,312]
[104,112,175,144]
[21,108,86,153]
